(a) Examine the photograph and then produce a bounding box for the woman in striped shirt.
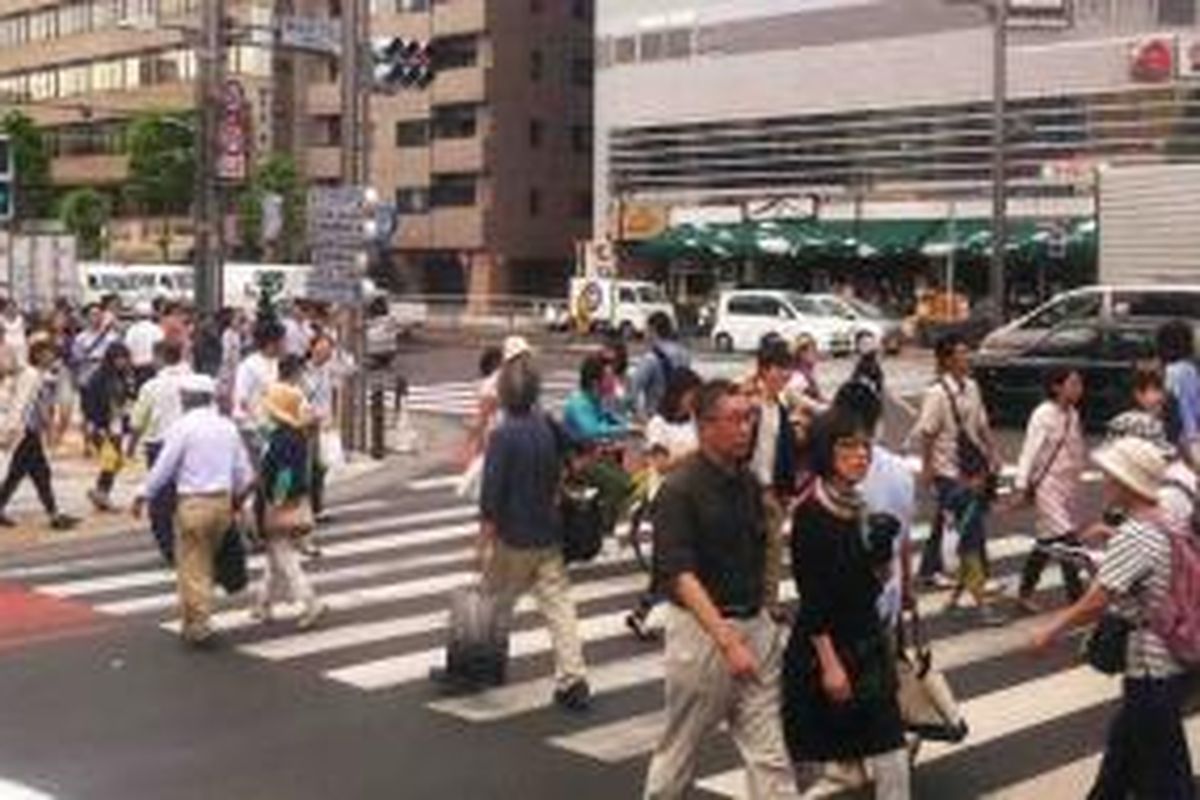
[1031,437,1193,800]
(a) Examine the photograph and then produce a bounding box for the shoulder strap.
[651,345,674,382]
[939,379,966,432]
[1028,412,1072,492]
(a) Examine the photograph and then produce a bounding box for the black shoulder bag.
[941,380,990,480]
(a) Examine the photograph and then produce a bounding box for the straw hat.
[263,383,307,429]
[503,335,533,363]
[1092,436,1168,502]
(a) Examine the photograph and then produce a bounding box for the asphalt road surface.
[1,340,1196,799]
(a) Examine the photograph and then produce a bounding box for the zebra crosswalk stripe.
[10,478,1186,797]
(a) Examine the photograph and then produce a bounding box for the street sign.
[6,234,77,311]
[279,15,342,56]
[307,186,369,305]
[1008,0,1071,28]
[216,80,250,182]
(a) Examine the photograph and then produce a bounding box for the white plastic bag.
[456,454,484,501]
[319,430,346,470]
[939,510,961,576]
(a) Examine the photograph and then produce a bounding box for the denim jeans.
[1089,675,1195,800]
[919,477,989,579]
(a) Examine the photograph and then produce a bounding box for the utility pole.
[195,0,226,314]
[339,0,368,452]
[989,0,1008,320]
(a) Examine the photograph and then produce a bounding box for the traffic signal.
[0,136,12,223]
[369,37,435,92]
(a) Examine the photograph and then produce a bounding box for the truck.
[568,277,676,338]
[1098,162,1200,285]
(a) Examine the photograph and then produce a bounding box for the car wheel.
[714,332,734,353]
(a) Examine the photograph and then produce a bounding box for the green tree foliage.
[0,111,52,221]
[58,188,111,259]
[235,152,305,262]
[124,113,195,258]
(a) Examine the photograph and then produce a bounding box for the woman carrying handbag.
[250,382,326,629]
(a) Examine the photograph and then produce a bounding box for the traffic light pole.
[989,0,1008,321]
[194,0,225,315]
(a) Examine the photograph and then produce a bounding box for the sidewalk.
[0,412,466,559]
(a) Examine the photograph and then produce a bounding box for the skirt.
[782,624,906,763]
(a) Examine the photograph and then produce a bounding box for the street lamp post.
[947,0,1008,320]
[194,0,226,315]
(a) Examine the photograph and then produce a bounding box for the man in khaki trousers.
[645,379,814,799]
[134,374,255,647]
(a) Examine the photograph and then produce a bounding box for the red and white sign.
[1130,37,1176,84]
[217,80,250,182]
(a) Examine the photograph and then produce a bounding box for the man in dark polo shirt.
[644,379,809,799]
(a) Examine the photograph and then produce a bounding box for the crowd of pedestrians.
[0,293,353,649]
[453,310,1200,800]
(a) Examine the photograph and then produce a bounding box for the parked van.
[568,277,676,337]
[979,285,1200,355]
[711,289,855,354]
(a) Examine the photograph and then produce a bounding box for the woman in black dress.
[783,409,910,799]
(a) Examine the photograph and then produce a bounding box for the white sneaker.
[297,600,327,630]
[983,578,1005,596]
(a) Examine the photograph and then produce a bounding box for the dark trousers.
[920,476,990,578]
[133,365,156,391]
[145,442,176,564]
[1019,533,1084,602]
[1089,676,1195,800]
[0,430,57,516]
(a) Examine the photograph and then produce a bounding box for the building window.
[530,49,544,81]
[395,186,430,214]
[432,35,478,71]
[396,119,431,147]
[58,64,91,98]
[573,190,592,220]
[613,36,636,64]
[0,16,28,47]
[571,124,592,154]
[528,188,541,217]
[639,32,666,62]
[1160,0,1196,24]
[397,0,430,10]
[431,173,477,208]
[432,103,477,139]
[571,56,592,88]
[58,2,92,37]
[29,70,57,101]
[665,29,693,59]
[572,0,590,21]
[28,8,57,40]
[529,118,543,148]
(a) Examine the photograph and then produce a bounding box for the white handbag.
[456,454,484,501]
[939,510,962,575]
[319,429,346,470]
[896,608,968,743]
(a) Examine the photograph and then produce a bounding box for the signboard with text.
[307,186,367,305]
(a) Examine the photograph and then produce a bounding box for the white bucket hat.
[502,335,533,363]
[1092,436,1168,502]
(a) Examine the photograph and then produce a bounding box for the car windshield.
[816,297,858,320]
[1023,291,1102,330]
[844,297,885,319]
[637,285,666,304]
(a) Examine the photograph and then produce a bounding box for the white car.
[806,294,905,354]
[710,290,854,355]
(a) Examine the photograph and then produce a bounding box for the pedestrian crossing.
[403,374,578,418]
[3,472,1197,798]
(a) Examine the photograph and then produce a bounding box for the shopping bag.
[214,525,249,595]
[896,609,968,743]
[319,429,346,470]
[560,483,603,564]
[939,510,962,576]
[98,437,123,474]
[455,454,484,501]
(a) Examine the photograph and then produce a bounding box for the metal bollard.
[370,382,386,460]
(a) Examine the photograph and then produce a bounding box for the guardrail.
[401,293,567,334]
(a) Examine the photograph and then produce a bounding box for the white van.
[711,290,855,354]
[568,277,676,337]
[979,285,1200,355]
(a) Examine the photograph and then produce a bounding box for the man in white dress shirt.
[133,374,256,647]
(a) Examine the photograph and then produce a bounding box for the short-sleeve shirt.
[644,415,697,461]
[480,413,562,549]
[861,445,916,625]
[1097,517,1182,678]
[914,376,990,481]
[652,453,766,616]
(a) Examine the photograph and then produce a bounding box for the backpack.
[1161,478,1200,539]
[1149,526,1200,667]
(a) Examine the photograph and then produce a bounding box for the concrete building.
[595,0,1200,253]
[0,0,594,297]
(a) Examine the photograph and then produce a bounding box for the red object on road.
[0,583,110,652]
